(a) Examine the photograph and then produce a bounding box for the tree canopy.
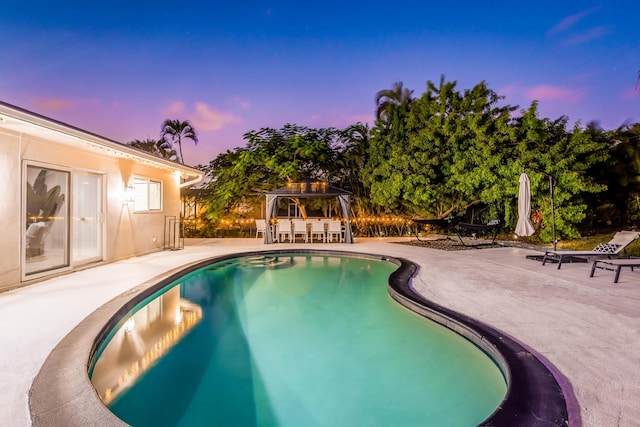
[363,76,611,241]
[179,76,637,242]
[365,76,516,218]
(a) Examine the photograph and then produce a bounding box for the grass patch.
[498,231,640,257]
[556,233,640,257]
[555,233,616,250]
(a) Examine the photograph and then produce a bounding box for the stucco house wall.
[0,102,202,292]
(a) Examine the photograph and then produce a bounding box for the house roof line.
[0,100,203,179]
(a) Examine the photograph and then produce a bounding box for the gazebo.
[264,181,353,244]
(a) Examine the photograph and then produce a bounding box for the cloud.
[165,101,186,116]
[161,101,241,131]
[564,26,609,45]
[524,84,586,103]
[548,9,596,35]
[30,97,75,112]
[547,8,607,45]
[228,96,251,110]
[192,102,241,131]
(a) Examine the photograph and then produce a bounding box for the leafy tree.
[334,123,372,216]
[161,119,198,165]
[609,123,640,224]
[575,122,620,229]
[127,137,178,161]
[242,124,338,182]
[611,123,640,187]
[199,149,256,222]
[511,103,609,241]
[365,76,515,220]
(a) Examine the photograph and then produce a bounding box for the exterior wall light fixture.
[124,184,135,206]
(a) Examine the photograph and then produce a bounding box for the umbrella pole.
[550,175,556,251]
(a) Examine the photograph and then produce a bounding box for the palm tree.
[160,119,198,165]
[375,81,414,121]
[340,122,370,170]
[127,137,178,162]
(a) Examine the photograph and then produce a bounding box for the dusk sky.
[2,1,639,166]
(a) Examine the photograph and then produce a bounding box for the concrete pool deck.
[1,238,639,426]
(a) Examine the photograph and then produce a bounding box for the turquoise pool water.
[92,254,506,426]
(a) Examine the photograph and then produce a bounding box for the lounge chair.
[541,230,640,269]
[590,258,640,283]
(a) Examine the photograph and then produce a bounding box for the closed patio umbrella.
[515,172,535,237]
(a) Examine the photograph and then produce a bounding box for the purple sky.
[2,1,639,166]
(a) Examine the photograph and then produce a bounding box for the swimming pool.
[89,253,506,426]
[30,249,569,426]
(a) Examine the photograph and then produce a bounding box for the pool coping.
[29,249,568,426]
[388,256,569,426]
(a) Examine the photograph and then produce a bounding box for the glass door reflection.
[25,165,69,276]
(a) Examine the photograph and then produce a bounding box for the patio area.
[1,237,639,426]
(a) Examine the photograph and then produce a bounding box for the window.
[133,177,162,212]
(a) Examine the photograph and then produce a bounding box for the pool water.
[94,254,506,426]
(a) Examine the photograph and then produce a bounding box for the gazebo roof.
[266,181,351,198]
